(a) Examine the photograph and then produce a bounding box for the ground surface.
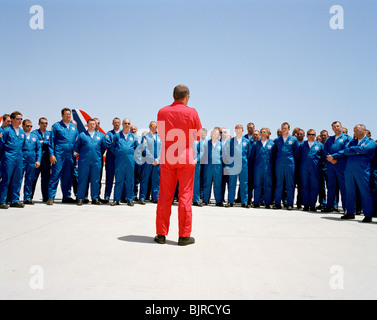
[1,182,376,300]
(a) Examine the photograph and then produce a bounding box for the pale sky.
[1,0,376,138]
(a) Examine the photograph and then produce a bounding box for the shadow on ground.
[117,235,176,245]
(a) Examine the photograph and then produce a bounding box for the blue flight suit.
[323,133,351,211]
[23,133,42,201]
[0,126,5,181]
[201,139,223,204]
[111,131,139,202]
[298,141,324,208]
[372,150,377,215]
[74,131,106,201]
[344,136,377,217]
[133,134,142,200]
[192,138,205,203]
[138,132,162,202]
[244,134,255,203]
[220,138,230,203]
[0,125,26,204]
[104,129,119,200]
[224,137,251,204]
[32,129,51,201]
[48,121,78,200]
[274,135,299,206]
[250,139,276,206]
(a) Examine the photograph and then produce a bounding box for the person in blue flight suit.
[110,118,139,206]
[31,117,51,202]
[298,129,324,212]
[103,117,121,203]
[318,130,330,210]
[192,129,206,206]
[47,108,79,205]
[250,128,276,209]
[137,121,162,205]
[224,124,251,208]
[322,121,352,213]
[131,125,142,201]
[273,122,299,210]
[341,124,377,222]
[0,114,11,182]
[74,119,107,205]
[0,111,26,209]
[220,128,231,203]
[22,120,42,205]
[201,128,223,206]
[372,147,377,217]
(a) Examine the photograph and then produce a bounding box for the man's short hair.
[173,85,190,101]
[2,114,10,121]
[22,119,32,125]
[10,111,22,119]
[281,122,290,129]
[61,107,71,115]
[39,117,47,123]
[320,130,328,135]
[332,121,342,127]
[87,118,96,124]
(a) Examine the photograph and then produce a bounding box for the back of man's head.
[173,85,190,101]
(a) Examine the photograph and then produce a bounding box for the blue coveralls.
[244,134,255,203]
[298,141,324,208]
[202,139,223,204]
[48,121,78,200]
[323,133,351,211]
[192,139,205,203]
[138,132,162,202]
[111,131,139,202]
[344,137,377,217]
[74,131,106,201]
[274,135,299,206]
[372,150,377,215]
[133,134,142,200]
[224,137,251,205]
[0,125,26,204]
[32,129,51,201]
[23,133,42,201]
[250,139,276,206]
[0,126,5,181]
[104,129,119,200]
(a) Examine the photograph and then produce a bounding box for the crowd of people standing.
[0,109,376,222]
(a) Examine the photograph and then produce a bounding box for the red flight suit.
[156,100,202,237]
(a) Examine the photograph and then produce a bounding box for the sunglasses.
[25,125,33,128]
[16,117,23,121]
[40,122,48,125]
[307,133,316,136]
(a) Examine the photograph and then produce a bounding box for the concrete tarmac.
[1,183,377,300]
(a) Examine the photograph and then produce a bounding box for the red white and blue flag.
[72,109,106,135]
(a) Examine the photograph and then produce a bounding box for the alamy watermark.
[29,5,44,30]
[29,265,44,290]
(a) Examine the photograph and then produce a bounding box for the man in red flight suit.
[155,85,202,246]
